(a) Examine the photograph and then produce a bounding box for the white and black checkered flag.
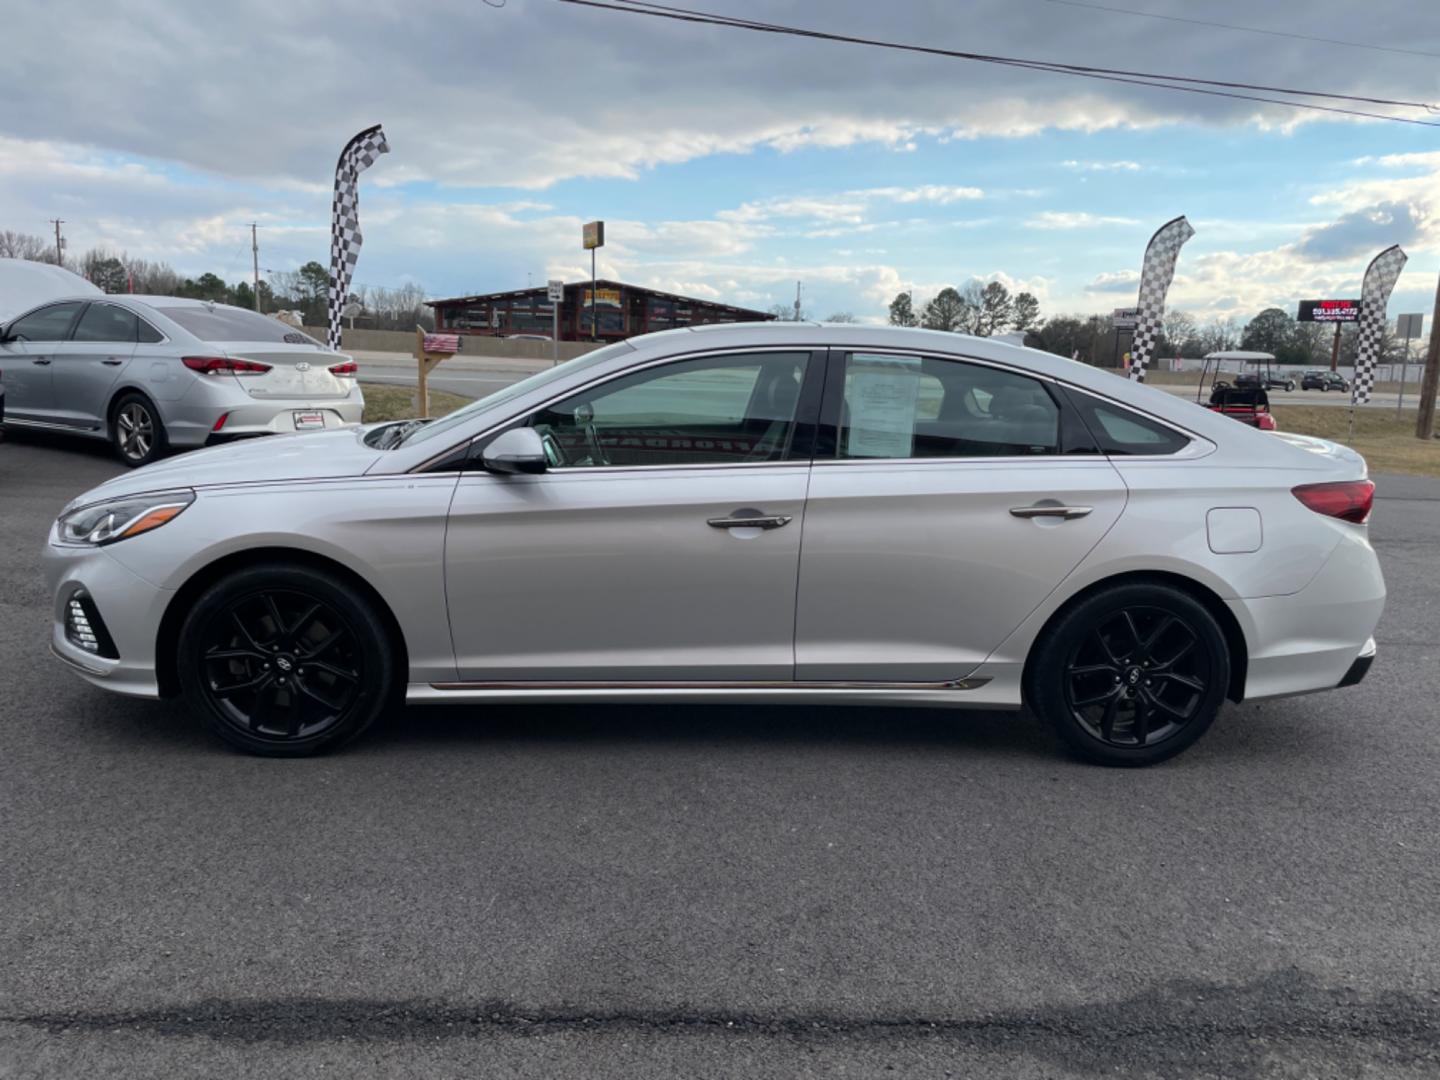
[327,124,390,351]
[1351,244,1407,405]
[1128,215,1195,383]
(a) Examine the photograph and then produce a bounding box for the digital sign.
[1298,299,1361,323]
[582,220,605,250]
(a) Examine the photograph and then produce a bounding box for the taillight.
[182,356,271,376]
[1255,412,1277,431]
[1293,480,1374,524]
[328,360,358,376]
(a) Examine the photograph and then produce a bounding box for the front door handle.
[1010,505,1093,520]
[707,513,792,530]
[32,357,51,366]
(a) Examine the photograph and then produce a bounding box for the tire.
[111,392,167,467]
[176,563,398,756]
[1285,382,1295,392]
[1025,583,1230,766]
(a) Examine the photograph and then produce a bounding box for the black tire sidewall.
[1026,583,1230,766]
[111,392,167,468]
[177,564,396,756]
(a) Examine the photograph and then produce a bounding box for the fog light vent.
[65,592,119,660]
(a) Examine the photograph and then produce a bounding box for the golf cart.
[1196,350,1279,431]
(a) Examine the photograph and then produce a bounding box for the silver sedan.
[44,323,1384,764]
[1,295,363,465]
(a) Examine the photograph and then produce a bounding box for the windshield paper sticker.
[846,355,921,458]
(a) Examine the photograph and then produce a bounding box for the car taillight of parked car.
[1255,412,1277,431]
[182,356,272,376]
[1292,480,1375,524]
[328,360,358,376]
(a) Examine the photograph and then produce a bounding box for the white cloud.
[1062,160,1142,172]
[1026,211,1142,230]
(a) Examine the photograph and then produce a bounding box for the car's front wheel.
[1026,583,1230,766]
[177,564,397,756]
[111,392,167,467]
[1285,381,1295,392]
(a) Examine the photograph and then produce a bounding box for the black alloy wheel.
[1027,583,1230,765]
[178,565,396,755]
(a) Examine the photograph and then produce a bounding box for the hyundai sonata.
[45,323,1383,764]
[2,280,362,466]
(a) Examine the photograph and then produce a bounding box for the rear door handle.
[32,357,51,366]
[101,358,124,366]
[707,514,792,530]
[1010,505,1093,520]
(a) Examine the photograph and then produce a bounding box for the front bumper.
[44,536,171,699]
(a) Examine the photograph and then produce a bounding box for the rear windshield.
[156,306,321,346]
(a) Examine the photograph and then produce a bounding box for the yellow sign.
[583,220,605,250]
[583,288,622,307]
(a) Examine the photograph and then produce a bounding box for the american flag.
[327,125,389,351]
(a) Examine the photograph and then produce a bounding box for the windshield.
[156,305,323,346]
[399,341,636,448]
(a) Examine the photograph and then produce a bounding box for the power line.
[557,0,1440,127]
[1040,0,1440,62]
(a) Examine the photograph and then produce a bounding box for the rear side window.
[7,302,83,342]
[137,318,164,344]
[836,353,1060,459]
[1063,388,1191,455]
[155,305,321,345]
[73,303,140,343]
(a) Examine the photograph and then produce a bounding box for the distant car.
[1235,371,1295,392]
[1,262,363,467]
[1302,370,1349,392]
[505,334,552,341]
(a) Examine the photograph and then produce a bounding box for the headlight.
[56,490,195,546]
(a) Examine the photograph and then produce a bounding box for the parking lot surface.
[2,430,1439,1078]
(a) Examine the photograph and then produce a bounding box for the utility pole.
[250,224,261,312]
[793,280,802,322]
[1416,272,1440,441]
[49,219,64,267]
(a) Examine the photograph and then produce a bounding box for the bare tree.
[0,230,53,261]
[825,311,857,323]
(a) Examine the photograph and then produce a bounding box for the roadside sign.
[1298,299,1361,323]
[1398,313,1425,338]
[583,221,605,250]
[1111,307,1139,330]
[547,278,564,302]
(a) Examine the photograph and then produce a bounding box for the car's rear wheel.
[111,392,166,467]
[177,564,397,756]
[1026,583,1230,766]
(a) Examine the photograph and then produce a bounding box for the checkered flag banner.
[1128,215,1195,383]
[1351,244,1407,405]
[327,124,390,351]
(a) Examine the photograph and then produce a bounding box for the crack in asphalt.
[7,970,1440,1077]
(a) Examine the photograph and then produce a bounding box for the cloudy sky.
[3,0,1438,323]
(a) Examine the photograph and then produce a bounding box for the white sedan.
[44,323,1383,764]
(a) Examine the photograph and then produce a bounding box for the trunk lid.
[1267,430,1368,479]
[214,341,357,400]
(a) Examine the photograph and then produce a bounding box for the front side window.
[837,353,1060,459]
[6,302,84,343]
[529,351,810,468]
[73,303,140,343]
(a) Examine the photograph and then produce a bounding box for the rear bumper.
[164,389,364,448]
[1338,637,1376,688]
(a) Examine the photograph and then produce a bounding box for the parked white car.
[45,322,1383,763]
[1,258,363,466]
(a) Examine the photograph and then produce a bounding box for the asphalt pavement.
[2,429,1439,1078]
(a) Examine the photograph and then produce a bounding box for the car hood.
[68,429,387,509]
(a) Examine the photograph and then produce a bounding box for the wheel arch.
[1022,570,1248,704]
[154,546,410,699]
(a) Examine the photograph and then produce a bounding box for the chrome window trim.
[410,344,821,475]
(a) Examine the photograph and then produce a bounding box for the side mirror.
[479,427,548,475]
